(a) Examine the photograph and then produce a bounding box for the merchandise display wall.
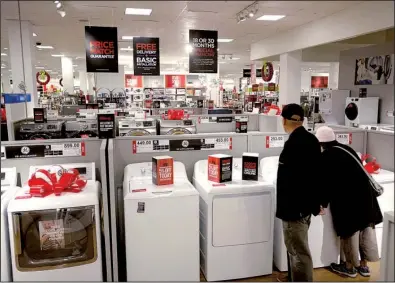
[1,138,112,282]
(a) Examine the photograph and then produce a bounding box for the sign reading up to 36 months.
[189,29,218,73]
[265,135,285,148]
[132,137,232,153]
[85,26,118,73]
[336,133,352,145]
[3,142,86,159]
[133,37,160,76]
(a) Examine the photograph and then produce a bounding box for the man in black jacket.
[276,104,323,282]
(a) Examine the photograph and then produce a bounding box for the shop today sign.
[85,26,118,73]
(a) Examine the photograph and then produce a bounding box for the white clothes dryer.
[345,97,379,127]
[1,167,20,282]
[260,156,340,272]
[372,169,394,257]
[193,158,275,281]
[8,162,103,281]
[123,161,199,281]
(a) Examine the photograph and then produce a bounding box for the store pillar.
[61,56,74,94]
[7,19,38,117]
[79,71,88,94]
[278,50,302,131]
[328,62,339,90]
[87,73,95,96]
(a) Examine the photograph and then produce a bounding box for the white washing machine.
[345,97,379,127]
[8,162,103,281]
[260,156,340,272]
[193,158,275,281]
[118,118,157,136]
[123,161,199,281]
[358,124,394,132]
[372,169,394,257]
[1,167,20,282]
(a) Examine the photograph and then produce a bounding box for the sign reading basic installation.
[85,26,118,73]
[189,29,218,73]
[265,136,285,148]
[133,37,160,76]
[335,133,352,145]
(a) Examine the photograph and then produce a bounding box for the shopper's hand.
[318,206,326,215]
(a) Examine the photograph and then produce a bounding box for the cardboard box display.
[208,154,233,183]
[152,156,174,186]
[242,152,259,181]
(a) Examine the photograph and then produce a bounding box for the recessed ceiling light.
[1,53,7,56]
[46,69,53,72]
[218,39,234,43]
[120,47,133,51]
[219,62,227,64]
[35,66,45,69]
[256,15,285,21]
[122,36,138,40]
[125,8,152,16]
[76,57,84,59]
[51,54,64,57]
[4,48,8,50]
[36,45,54,49]
[232,58,240,60]
[1,66,5,69]
[56,2,62,8]
[185,44,193,53]
[73,65,78,67]
[33,33,37,37]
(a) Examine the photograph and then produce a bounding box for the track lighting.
[236,1,259,23]
[54,1,66,17]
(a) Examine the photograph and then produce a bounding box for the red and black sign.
[164,75,186,88]
[97,113,115,139]
[189,29,218,73]
[242,153,259,181]
[33,108,47,123]
[85,26,118,73]
[133,37,160,76]
[311,76,328,88]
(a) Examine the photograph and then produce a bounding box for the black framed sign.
[133,37,160,76]
[189,29,218,73]
[97,114,115,139]
[85,26,118,73]
[243,69,262,78]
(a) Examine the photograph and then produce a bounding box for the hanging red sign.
[125,74,143,88]
[36,70,51,86]
[165,75,186,88]
[262,62,274,82]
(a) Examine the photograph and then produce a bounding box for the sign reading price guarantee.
[265,136,285,148]
[336,133,352,145]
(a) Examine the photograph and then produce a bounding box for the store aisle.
[200,262,380,282]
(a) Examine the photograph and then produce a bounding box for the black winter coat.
[320,142,383,238]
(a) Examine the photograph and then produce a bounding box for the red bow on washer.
[28,168,87,197]
[361,154,381,174]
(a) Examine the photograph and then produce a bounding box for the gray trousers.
[282,215,313,282]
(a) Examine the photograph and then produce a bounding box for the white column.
[61,56,74,94]
[87,73,95,96]
[278,50,302,132]
[79,71,88,94]
[8,19,38,117]
[1,76,12,93]
[328,62,339,90]
[300,70,311,93]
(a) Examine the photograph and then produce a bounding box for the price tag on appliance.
[336,133,352,145]
[1,146,5,160]
[198,116,210,124]
[203,137,232,150]
[235,115,249,122]
[265,136,285,148]
[132,139,170,154]
[44,142,86,157]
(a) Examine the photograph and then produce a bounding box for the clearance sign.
[133,37,160,76]
[85,26,118,73]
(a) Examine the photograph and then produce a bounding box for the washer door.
[166,127,192,135]
[345,102,359,121]
[28,133,51,140]
[126,129,152,136]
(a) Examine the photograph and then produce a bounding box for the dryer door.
[212,192,272,247]
[345,102,359,121]
[11,206,98,271]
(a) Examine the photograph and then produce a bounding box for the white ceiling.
[1,1,365,78]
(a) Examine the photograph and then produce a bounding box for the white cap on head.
[315,126,336,143]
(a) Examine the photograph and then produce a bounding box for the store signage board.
[125,75,143,88]
[85,26,118,73]
[97,113,116,139]
[132,137,232,153]
[242,69,262,78]
[189,29,218,73]
[3,142,86,159]
[265,136,285,148]
[198,116,235,124]
[336,133,352,145]
[133,37,160,76]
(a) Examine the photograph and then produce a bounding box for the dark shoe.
[330,263,357,278]
[356,266,371,277]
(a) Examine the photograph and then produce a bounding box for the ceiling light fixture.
[122,36,136,40]
[54,0,59,3]
[56,2,62,8]
[1,53,7,56]
[35,66,45,69]
[4,48,8,50]
[218,39,234,43]
[57,9,66,17]
[236,1,259,23]
[185,44,193,53]
[36,45,54,49]
[125,8,152,16]
[51,54,64,57]
[54,1,66,17]
[120,47,133,51]
[256,15,285,21]
[33,33,37,37]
